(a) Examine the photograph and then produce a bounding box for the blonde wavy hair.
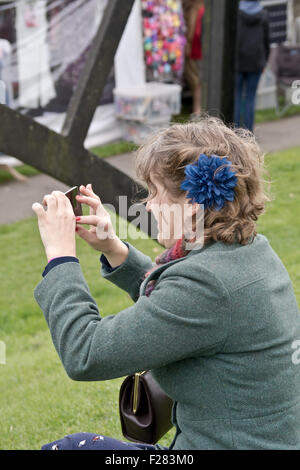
[133,116,271,246]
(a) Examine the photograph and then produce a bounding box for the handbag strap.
[133,371,146,414]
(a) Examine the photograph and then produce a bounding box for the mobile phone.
[64,186,83,216]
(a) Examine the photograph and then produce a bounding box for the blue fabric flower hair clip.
[180,154,238,211]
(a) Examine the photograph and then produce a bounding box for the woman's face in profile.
[146,178,190,249]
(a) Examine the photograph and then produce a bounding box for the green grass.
[255,104,300,124]
[257,146,300,300]
[0,147,300,449]
[92,140,138,159]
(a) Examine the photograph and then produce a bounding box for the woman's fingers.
[42,194,57,215]
[75,215,100,226]
[42,194,55,207]
[75,225,97,244]
[78,185,106,216]
[76,215,111,236]
[87,184,101,201]
[32,202,46,219]
[51,190,74,214]
[79,185,100,201]
[76,194,103,213]
[52,190,69,203]
[42,191,74,218]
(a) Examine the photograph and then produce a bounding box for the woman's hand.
[32,191,76,261]
[76,184,129,267]
[75,184,120,255]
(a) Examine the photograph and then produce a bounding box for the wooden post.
[202,0,239,124]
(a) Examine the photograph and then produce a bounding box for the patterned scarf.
[143,235,191,297]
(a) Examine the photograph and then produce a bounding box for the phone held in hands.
[64,186,83,217]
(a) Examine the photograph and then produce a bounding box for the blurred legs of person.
[234,72,261,132]
[184,58,202,115]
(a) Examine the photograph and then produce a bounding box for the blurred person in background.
[234,0,270,131]
[182,0,205,116]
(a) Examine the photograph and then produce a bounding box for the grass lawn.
[255,104,300,124]
[0,146,300,450]
[258,146,300,300]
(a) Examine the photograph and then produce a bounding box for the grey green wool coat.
[34,234,300,450]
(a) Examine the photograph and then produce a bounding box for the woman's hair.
[134,115,271,246]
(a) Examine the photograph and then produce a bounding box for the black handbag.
[119,371,173,445]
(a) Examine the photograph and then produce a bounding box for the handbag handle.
[133,371,146,414]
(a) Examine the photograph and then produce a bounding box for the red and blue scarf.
[143,235,190,297]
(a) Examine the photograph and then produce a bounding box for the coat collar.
[143,235,257,286]
[139,235,257,296]
[186,234,256,257]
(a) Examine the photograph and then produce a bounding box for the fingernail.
[76,217,81,221]
[75,227,78,232]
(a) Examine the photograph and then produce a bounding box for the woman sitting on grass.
[32,116,300,450]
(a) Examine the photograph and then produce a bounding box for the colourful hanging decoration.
[141,0,186,83]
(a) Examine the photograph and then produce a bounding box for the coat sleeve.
[100,241,155,302]
[34,259,230,382]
